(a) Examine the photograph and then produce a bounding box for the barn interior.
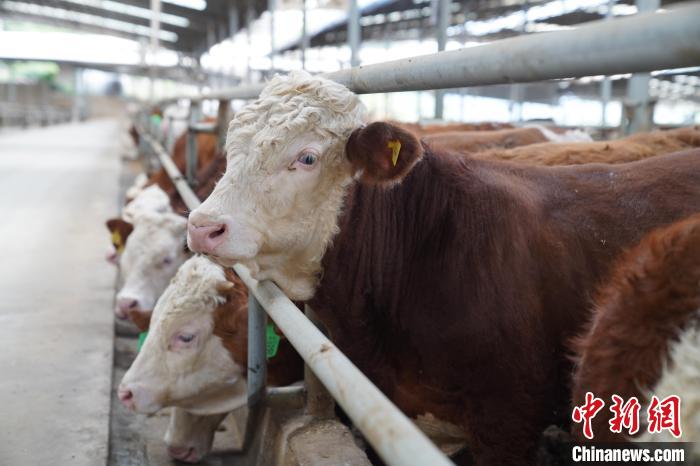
[0,0,699,465]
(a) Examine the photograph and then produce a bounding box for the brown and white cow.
[571,211,700,452]
[114,212,190,319]
[423,125,590,154]
[119,255,302,420]
[125,308,230,464]
[475,126,700,165]
[186,71,700,464]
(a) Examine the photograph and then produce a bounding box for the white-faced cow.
[115,212,190,319]
[125,307,232,464]
[122,184,172,222]
[187,71,700,464]
[119,256,247,415]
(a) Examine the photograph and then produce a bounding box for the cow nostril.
[208,225,226,240]
[118,388,133,403]
[128,300,139,309]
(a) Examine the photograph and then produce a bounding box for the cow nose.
[116,297,140,319]
[187,221,227,254]
[118,387,135,409]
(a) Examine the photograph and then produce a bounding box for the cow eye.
[297,152,317,166]
[177,333,195,343]
[162,257,173,266]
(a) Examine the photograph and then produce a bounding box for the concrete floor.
[0,120,121,465]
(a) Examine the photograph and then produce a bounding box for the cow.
[186,71,700,464]
[394,121,513,135]
[475,126,700,165]
[570,211,700,452]
[118,255,302,415]
[125,308,230,464]
[423,125,590,154]
[121,184,173,222]
[105,218,134,265]
[147,122,219,204]
[114,211,190,319]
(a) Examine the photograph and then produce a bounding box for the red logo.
[572,392,606,440]
[647,395,682,438]
[572,393,682,440]
[609,395,641,435]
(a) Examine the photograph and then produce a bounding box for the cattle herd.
[108,71,700,465]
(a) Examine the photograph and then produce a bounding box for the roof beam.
[0,9,194,51]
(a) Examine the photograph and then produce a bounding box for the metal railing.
[161,3,700,103]
[138,5,700,464]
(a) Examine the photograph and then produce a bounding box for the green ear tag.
[266,323,280,359]
[137,331,148,353]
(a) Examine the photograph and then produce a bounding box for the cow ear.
[128,309,152,332]
[216,280,235,299]
[106,218,134,252]
[346,122,424,185]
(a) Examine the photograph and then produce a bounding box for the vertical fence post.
[186,100,201,187]
[244,294,267,448]
[434,0,449,119]
[216,99,230,151]
[348,0,361,67]
[303,305,335,418]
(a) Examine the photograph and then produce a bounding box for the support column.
[624,0,659,134]
[269,0,276,71]
[348,0,361,67]
[301,0,308,70]
[434,0,449,119]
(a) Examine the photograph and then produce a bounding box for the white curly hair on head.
[225,71,367,161]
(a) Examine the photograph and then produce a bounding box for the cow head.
[188,71,423,299]
[118,256,246,415]
[164,408,227,463]
[105,218,134,265]
[115,212,190,319]
[122,184,172,222]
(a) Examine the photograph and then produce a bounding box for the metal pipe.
[135,129,454,466]
[243,294,267,448]
[348,0,361,68]
[303,305,335,418]
[140,130,201,208]
[233,265,454,466]
[246,0,254,83]
[600,0,615,127]
[301,0,308,70]
[269,0,276,71]
[216,99,230,149]
[149,0,160,102]
[434,0,449,119]
[177,4,700,102]
[625,0,661,134]
[186,101,201,187]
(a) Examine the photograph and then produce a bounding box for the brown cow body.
[423,126,549,153]
[476,126,700,165]
[571,212,700,444]
[395,121,514,136]
[309,135,700,464]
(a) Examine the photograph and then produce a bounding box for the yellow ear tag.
[111,230,124,253]
[387,140,401,167]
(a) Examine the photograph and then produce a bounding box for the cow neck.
[308,149,542,373]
